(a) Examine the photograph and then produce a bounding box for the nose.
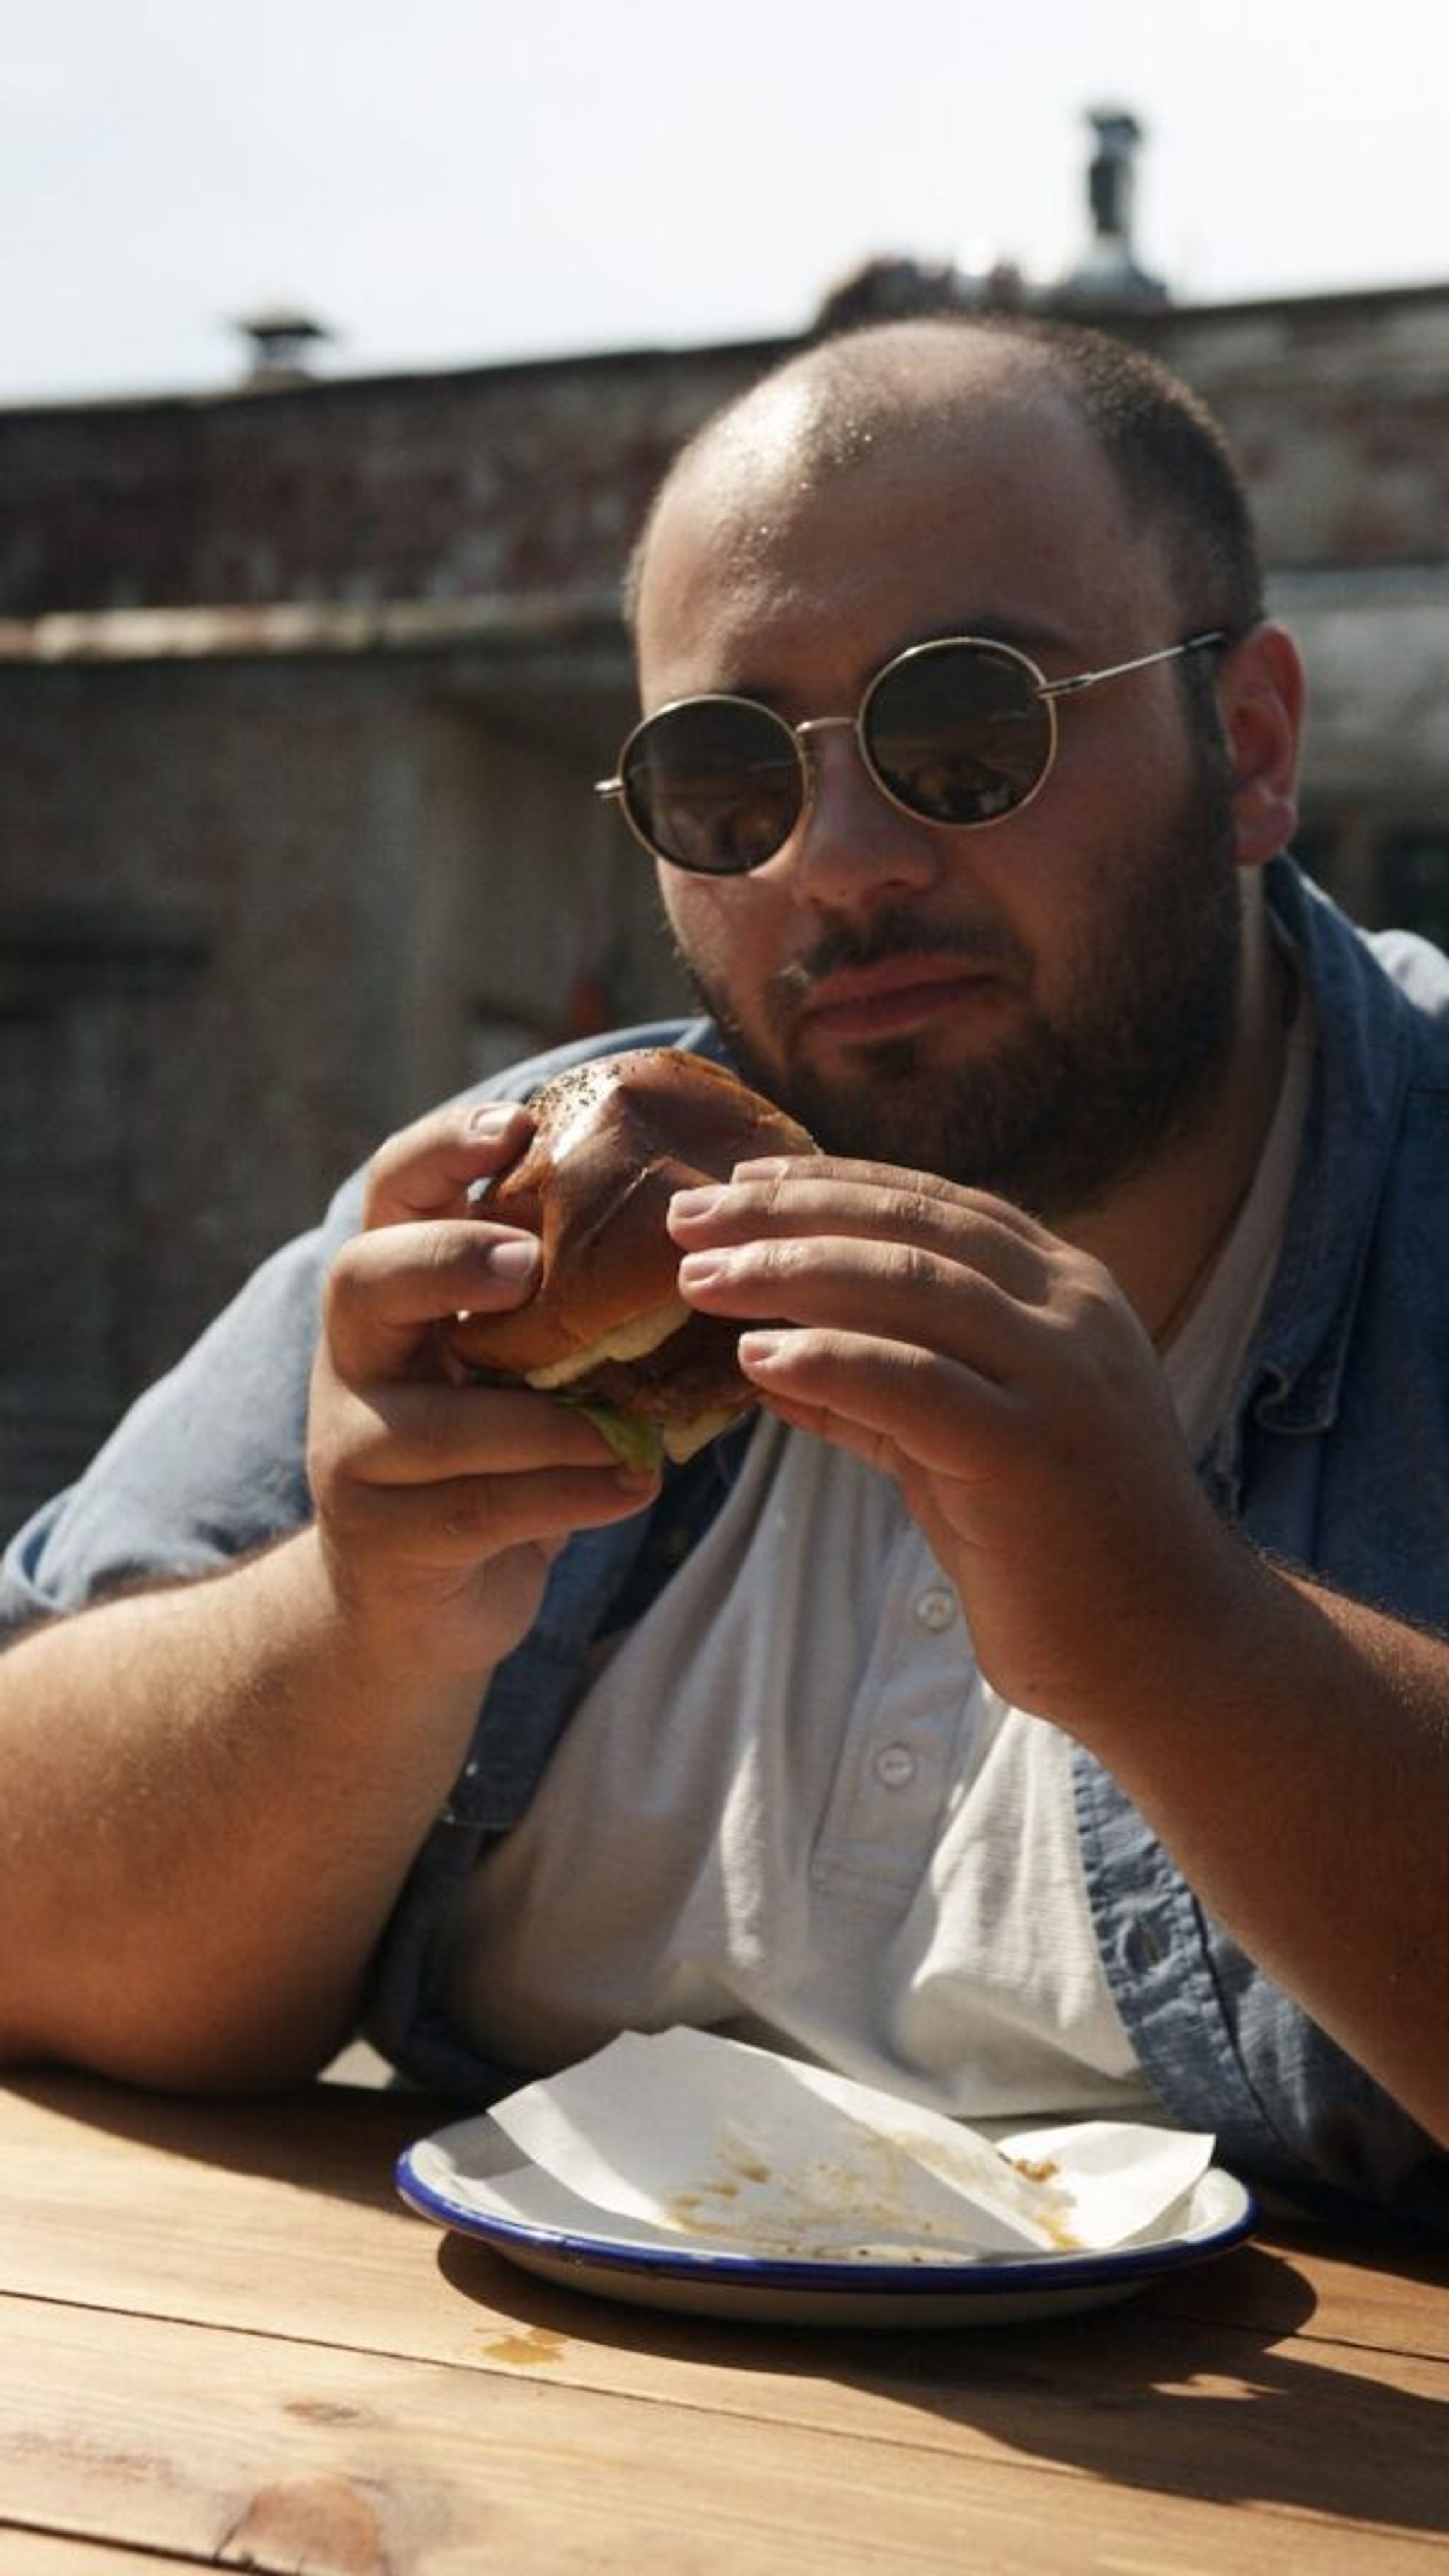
[772,720,947,914]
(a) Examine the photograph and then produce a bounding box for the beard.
[668,746,1245,1222]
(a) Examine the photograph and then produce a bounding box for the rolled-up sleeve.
[0,1186,361,1639]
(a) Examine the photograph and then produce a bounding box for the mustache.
[769,908,1029,1012]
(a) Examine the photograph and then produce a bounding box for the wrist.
[1058,1522,1288,1770]
[299,1515,544,1698]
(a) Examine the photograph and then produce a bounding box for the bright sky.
[6,0,1446,408]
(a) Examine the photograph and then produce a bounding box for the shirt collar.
[1219,857,1419,1450]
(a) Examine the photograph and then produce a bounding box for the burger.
[444,1048,819,1468]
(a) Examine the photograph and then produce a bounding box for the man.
[2,317,1447,2229]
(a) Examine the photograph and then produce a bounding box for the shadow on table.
[3,2065,445,2217]
[437,2229,1449,2539]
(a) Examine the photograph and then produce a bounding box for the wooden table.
[1,2069,1445,2572]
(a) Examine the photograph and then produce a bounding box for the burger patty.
[566,1308,750,1424]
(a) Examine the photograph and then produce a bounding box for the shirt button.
[915,1587,956,1632]
[874,1744,918,1789]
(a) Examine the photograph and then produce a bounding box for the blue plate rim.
[394,2128,1258,2297]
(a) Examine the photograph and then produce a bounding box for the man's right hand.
[306,1097,661,1683]
[0,1092,663,2091]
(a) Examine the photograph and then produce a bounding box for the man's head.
[611,317,1303,1220]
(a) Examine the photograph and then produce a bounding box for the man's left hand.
[670,1155,1253,1734]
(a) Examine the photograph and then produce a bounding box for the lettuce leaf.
[561,1397,666,1475]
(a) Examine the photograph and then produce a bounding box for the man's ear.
[1218,621,1306,870]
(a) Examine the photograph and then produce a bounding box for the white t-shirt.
[446,1004,1316,2120]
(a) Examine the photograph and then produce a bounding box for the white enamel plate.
[396,2113,1257,2329]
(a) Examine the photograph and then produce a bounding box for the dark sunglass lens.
[621,700,802,872]
[865,643,1053,824]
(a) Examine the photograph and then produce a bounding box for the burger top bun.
[444,1049,818,1389]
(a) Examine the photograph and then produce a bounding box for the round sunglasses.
[596,630,1228,874]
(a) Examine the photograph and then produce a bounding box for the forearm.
[1078,1543,1449,2146]
[0,1530,487,2091]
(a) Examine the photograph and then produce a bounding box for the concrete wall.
[0,634,679,1530]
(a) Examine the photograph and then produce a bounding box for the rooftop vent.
[812,103,1170,335]
[234,305,334,386]
[1056,108,1169,311]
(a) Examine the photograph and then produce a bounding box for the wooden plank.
[0,2072,444,2347]
[1143,2226,1449,2363]
[0,2535,193,2574]
[1,2292,1444,2576]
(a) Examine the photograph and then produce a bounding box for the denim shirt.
[4,860,1448,2228]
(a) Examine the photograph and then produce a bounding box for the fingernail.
[468,1101,522,1138]
[738,1329,786,1368]
[614,1465,662,1494]
[677,1248,727,1287]
[670,1184,723,1224]
[487,1236,540,1281]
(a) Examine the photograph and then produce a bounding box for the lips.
[797,953,1015,1043]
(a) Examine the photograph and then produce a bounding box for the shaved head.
[627,316,1263,652]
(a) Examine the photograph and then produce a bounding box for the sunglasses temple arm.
[1037,632,1228,702]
